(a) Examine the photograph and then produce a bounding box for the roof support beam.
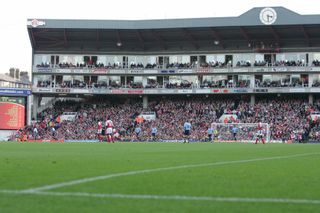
[116,30,122,47]
[239,27,250,42]
[136,30,145,50]
[182,28,199,49]
[209,28,225,48]
[301,26,311,46]
[96,29,100,50]
[269,26,280,44]
[30,29,37,49]
[151,30,167,50]
[64,29,68,48]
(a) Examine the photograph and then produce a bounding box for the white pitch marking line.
[1,189,320,205]
[21,152,319,193]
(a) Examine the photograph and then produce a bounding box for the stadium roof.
[27,7,320,54]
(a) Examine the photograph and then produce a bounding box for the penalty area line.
[0,189,320,205]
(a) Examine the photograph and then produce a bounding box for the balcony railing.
[32,84,320,95]
[32,65,320,75]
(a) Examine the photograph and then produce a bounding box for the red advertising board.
[128,90,144,94]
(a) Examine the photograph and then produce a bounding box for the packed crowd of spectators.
[13,96,320,143]
[237,99,311,142]
[307,102,320,141]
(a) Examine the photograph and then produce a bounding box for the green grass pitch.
[0,142,320,213]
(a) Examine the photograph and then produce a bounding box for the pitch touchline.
[1,189,320,205]
[22,152,319,192]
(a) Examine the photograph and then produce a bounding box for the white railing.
[32,65,320,75]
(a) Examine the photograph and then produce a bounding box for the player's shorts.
[97,129,102,134]
[184,130,190,136]
[152,133,156,137]
[106,127,113,135]
[257,134,263,138]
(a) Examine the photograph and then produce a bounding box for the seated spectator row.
[36,60,320,70]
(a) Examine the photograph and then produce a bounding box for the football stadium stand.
[21,7,320,142]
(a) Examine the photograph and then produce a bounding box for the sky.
[0,0,319,74]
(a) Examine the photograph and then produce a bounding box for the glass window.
[53,55,86,66]
[276,53,306,62]
[109,76,121,87]
[74,55,84,65]
[98,76,108,82]
[234,54,253,65]
[313,53,320,60]
[291,74,300,84]
[147,76,156,83]
[73,76,84,81]
[276,53,285,61]
[273,75,282,81]
[109,76,120,82]
[113,56,121,64]
[59,55,69,63]
[146,56,157,64]
[238,75,250,80]
[35,75,51,81]
[106,56,114,66]
[255,54,264,62]
[169,56,178,64]
[128,56,136,65]
[98,56,107,65]
[207,55,215,63]
[181,55,189,64]
[134,76,143,83]
[181,75,196,83]
[63,75,72,81]
[311,74,320,85]
[136,56,145,65]
[169,76,181,84]
[216,55,225,62]
[34,54,50,66]
[34,75,51,87]
[263,75,272,81]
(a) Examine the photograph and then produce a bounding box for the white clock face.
[259,8,277,25]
